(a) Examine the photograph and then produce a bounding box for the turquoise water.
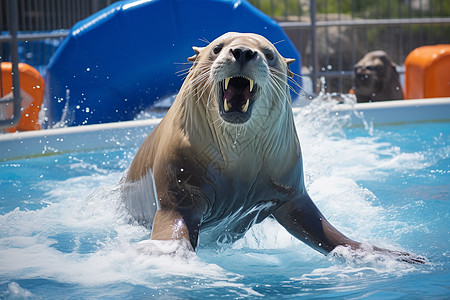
[1,101,449,299]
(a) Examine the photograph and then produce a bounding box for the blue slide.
[44,0,302,127]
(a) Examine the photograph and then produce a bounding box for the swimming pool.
[1,99,449,299]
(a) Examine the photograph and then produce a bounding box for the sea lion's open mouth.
[218,76,257,123]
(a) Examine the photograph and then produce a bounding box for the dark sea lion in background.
[353,50,404,103]
[122,33,423,263]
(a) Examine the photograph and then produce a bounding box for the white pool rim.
[1,97,449,161]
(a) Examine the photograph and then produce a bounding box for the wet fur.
[353,50,404,102]
[122,33,423,263]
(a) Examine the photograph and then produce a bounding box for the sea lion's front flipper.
[273,192,426,264]
[273,192,359,255]
[151,208,202,250]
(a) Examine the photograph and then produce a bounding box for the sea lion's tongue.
[224,86,236,101]
[223,77,250,108]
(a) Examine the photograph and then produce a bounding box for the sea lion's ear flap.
[285,58,295,78]
[390,60,400,76]
[187,46,203,62]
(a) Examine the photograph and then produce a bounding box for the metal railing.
[1,0,449,129]
[251,0,450,93]
[281,15,450,92]
[0,0,21,129]
[0,0,119,130]
[0,0,119,74]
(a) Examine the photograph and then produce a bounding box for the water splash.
[3,282,33,299]
[1,94,446,297]
[0,172,263,297]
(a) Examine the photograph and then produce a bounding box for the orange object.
[404,45,450,99]
[1,62,44,132]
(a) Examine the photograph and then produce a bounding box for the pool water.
[1,100,449,299]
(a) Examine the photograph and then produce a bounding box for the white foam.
[293,244,422,284]
[4,282,33,299]
[0,172,258,295]
[294,100,428,182]
[233,218,301,250]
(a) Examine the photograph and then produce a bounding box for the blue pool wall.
[44,0,302,127]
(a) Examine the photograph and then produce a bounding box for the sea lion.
[122,33,422,263]
[353,50,404,102]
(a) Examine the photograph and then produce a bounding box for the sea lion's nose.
[231,47,256,64]
[354,66,363,74]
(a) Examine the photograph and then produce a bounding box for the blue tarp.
[44,0,302,126]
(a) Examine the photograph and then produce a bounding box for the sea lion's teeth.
[249,79,254,92]
[224,98,230,112]
[224,77,231,90]
[241,99,249,113]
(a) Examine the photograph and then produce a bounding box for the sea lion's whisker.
[198,37,211,45]
[269,67,312,98]
[176,69,191,77]
[205,82,217,108]
[199,77,214,99]
[268,74,289,109]
[270,73,298,100]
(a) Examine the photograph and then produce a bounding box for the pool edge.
[1,98,449,161]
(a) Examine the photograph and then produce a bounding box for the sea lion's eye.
[366,65,382,71]
[213,44,223,55]
[265,51,275,61]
